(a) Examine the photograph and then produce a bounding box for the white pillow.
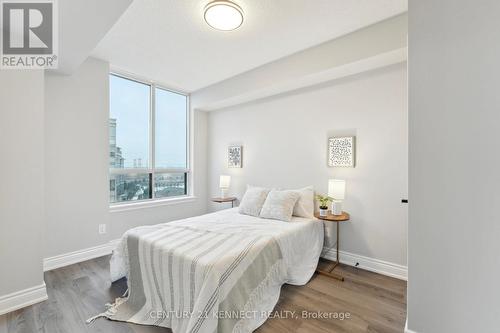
[260,190,300,222]
[291,186,314,218]
[239,185,270,217]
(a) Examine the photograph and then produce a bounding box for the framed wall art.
[328,136,356,167]
[228,145,242,168]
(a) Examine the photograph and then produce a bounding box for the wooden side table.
[211,197,237,208]
[314,211,350,281]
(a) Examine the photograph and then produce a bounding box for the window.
[109,73,189,204]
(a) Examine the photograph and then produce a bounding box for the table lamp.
[328,179,346,216]
[219,175,231,198]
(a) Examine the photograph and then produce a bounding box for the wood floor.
[0,257,406,333]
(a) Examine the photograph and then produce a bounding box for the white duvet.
[103,209,323,332]
[111,208,324,286]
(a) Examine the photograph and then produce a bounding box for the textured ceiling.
[92,0,407,92]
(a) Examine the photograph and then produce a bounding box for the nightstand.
[211,197,237,208]
[314,211,350,281]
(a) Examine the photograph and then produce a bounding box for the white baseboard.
[0,241,119,315]
[322,247,407,280]
[43,239,120,272]
[405,319,418,333]
[43,241,407,280]
[0,283,48,316]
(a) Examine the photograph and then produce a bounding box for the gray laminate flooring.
[0,256,406,333]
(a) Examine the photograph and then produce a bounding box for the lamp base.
[331,201,343,215]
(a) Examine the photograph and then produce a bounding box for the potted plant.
[316,194,332,217]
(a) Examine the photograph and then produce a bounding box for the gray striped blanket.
[90,223,287,333]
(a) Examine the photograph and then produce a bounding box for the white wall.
[44,57,208,258]
[45,57,111,257]
[206,63,408,268]
[408,1,500,332]
[0,70,45,296]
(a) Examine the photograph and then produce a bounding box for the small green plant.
[316,194,332,209]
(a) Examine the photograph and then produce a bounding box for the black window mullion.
[149,173,153,199]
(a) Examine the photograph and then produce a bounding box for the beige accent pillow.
[260,190,300,222]
[291,186,314,218]
[238,185,270,217]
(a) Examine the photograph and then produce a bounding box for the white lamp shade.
[328,179,346,200]
[219,175,231,189]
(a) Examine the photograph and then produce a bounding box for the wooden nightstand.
[314,211,350,281]
[211,197,237,208]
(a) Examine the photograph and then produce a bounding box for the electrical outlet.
[99,224,106,234]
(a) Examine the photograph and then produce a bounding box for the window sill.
[110,196,197,213]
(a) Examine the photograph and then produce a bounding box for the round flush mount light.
[204,1,244,31]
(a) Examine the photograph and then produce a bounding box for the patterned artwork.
[228,146,242,168]
[328,136,355,167]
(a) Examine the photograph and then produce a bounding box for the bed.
[94,208,323,333]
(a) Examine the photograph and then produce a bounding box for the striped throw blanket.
[89,223,287,333]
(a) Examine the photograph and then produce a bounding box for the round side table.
[314,211,350,281]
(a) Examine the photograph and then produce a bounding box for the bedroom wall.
[205,63,408,269]
[44,57,208,259]
[408,0,500,332]
[0,70,45,298]
[45,57,110,257]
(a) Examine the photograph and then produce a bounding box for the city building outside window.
[109,73,189,204]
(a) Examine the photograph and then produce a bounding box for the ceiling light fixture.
[204,1,244,31]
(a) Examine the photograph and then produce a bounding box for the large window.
[109,73,189,204]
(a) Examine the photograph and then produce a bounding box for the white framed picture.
[328,136,356,167]
[228,146,242,168]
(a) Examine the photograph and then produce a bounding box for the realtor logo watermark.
[1,0,58,69]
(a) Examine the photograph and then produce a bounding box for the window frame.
[109,71,191,207]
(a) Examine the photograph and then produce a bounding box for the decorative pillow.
[291,186,315,218]
[238,185,270,217]
[260,190,300,222]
